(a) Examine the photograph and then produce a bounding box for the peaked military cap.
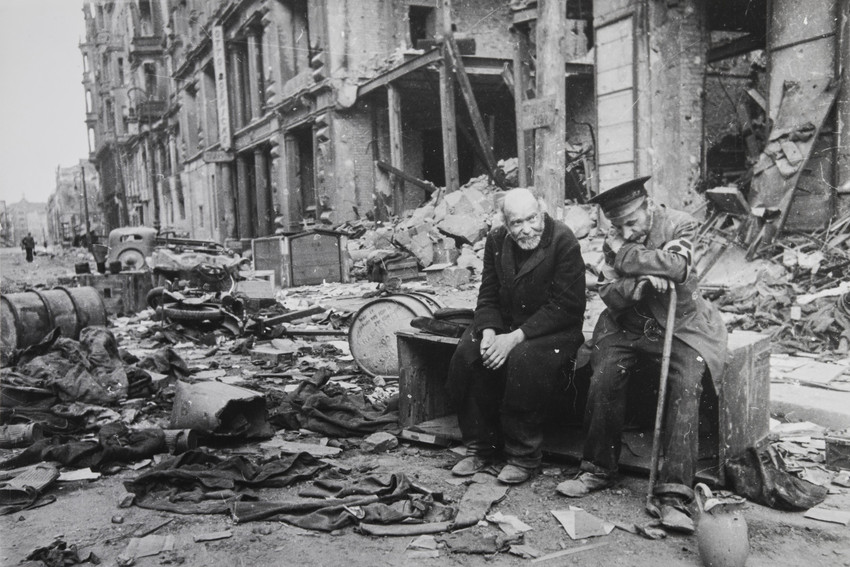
[589,176,651,222]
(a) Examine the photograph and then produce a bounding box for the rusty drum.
[348,293,443,376]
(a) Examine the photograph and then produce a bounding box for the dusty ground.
[1,250,848,567]
[0,246,91,294]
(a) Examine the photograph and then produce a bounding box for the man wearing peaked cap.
[557,176,727,534]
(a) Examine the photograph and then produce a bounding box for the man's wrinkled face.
[505,200,544,250]
[612,204,651,243]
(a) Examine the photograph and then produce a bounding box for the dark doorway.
[420,128,476,187]
[292,126,316,220]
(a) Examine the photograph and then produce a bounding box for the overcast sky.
[0,0,88,205]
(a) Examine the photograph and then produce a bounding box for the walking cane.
[646,284,678,514]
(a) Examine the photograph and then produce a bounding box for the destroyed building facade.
[46,161,102,247]
[81,0,850,244]
[81,0,516,245]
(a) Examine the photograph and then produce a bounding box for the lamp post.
[80,165,93,251]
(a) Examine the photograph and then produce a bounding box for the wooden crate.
[252,230,350,288]
[74,271,153,316]
[396,329,771,485]
[397,331,459,426]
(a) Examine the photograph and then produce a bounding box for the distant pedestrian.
[21,232,35,262]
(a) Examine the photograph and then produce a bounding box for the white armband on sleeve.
[662,238,694,280]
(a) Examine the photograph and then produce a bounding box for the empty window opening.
[139,0,153,35]
[144,62,157,96]
[291,127,316,220]
[409,6,436,49]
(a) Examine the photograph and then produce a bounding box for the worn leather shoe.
[451,455,491,476]
[556,472,614,497]
[497,464,533,485]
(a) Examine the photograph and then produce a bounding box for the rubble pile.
[715,215,850,356]
[339,157,601,288]
[342,160,513,282]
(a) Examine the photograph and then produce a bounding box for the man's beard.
[512,231,542,250]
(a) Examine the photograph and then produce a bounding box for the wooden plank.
[595,16,635,191]
[438,45,460,193]
[357,50,442,97]
[376,160,438,195]
[446,37,506,190]
[753,79,838,242]
[533,0,567,211]
[708,34,765,63]
[598,162,635,189]
[397,332,457,427]
[597,64,634,95]
[520,96,556,130]
[387,83,404,214]
[770,0,836,50]
[513,28,533,186]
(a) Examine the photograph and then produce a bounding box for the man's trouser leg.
[501,332,574,470]
[657,341,705,490]
[446,326,503,458]
[581,330,641,476]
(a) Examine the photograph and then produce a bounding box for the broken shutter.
[595,16,636,191]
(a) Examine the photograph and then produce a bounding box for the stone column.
[254,147,271,236]
[235,154,253,239]
[218,162,236,241]
[230,48,245,129]
[247,32,262,121]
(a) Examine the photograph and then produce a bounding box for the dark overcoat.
[592,205,728,385]
[473,213,586,352]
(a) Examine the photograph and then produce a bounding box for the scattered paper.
[635,522,667,540]
[408,535,438,550]
[784,362,847,385]
[486,512,533,536]
[552,507,615,540]
[407,550,440,559]
[258,438,342,457]
[58,468,101,482]
[771,421,826,437]
[509,544,542,559]
[120,535,175,561]
[833,470,850,488]
[804,506,850,526]
[193,530,233,542]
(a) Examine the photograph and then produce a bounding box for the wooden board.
[749,78,838,233]
[397,330,771,486]
[289,232,344,286]
[594,16,635,190]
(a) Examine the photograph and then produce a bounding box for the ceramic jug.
[695,483,749,567]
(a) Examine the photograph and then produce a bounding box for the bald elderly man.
[446,188,587,484]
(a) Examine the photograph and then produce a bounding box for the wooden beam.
[439,50,460,192]
[707,33,765,63]
[387,84,404,214]
[534,0,567,212]
[438,0,460,192]
[376,160,438,195]
[513,28,533,187]
[446,37,506,190]
[357,49,442,97]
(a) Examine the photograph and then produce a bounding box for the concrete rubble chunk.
[425,265,470,287]
[560,205,595,239]
[438,214,488,245]
[361,431,399,452]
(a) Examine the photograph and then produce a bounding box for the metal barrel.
[348,293,444,376]
[0,287,107,358]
